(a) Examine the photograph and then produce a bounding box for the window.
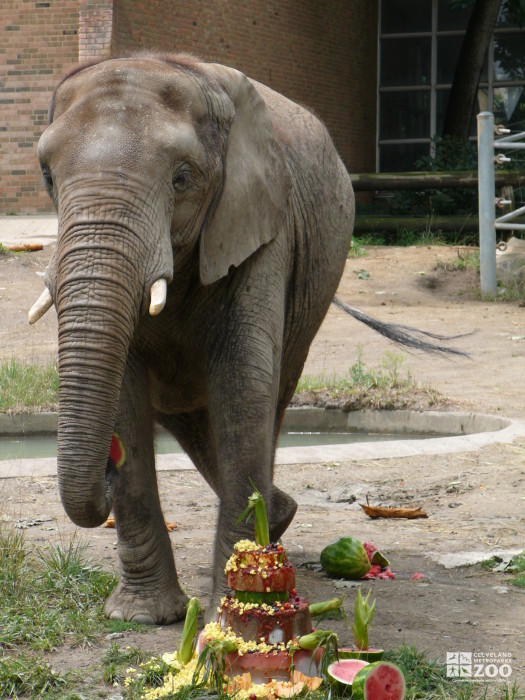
[378,0,525,171]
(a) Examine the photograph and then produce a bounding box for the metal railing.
[477,112,525,296]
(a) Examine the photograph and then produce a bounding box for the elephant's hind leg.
[106,359,188,625]
[158,409,297,542]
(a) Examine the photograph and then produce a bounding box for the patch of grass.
[293,348,445,411]
[496,281,525,303]
[348,237,368,258]
[436,248,480,273]
[0,529,117,656]
[0,529,119,696]
[0,654,70,699]
[395,227,447,247]
[0,358,59,412]
[507,551,525,588]
[102,642,152,687]
[480,551,525,587]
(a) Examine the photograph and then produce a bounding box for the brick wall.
[113,0,378,173]
[79,0,114,61]
[0,0,378,213]
[0,0,79,212]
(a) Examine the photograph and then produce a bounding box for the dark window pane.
[494,87,525,130]
[436,88,481,138]
[436,89,449,135]
[381,0,432,34]
[380,91,430,139]
[437,35,488,85]
[379,143,430,172]
[438,0,473,30]
[437,36,463,84]
[381,37,431,87]
[494,33,525,81]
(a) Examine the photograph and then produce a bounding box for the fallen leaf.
[360,503,428,519]
[5,243,43,252]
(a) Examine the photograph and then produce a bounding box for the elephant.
[29,53,461,625]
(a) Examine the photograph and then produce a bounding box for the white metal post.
[477,112,497,297]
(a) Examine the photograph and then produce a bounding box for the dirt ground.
[1,242,524,693]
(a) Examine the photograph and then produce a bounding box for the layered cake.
[197,489,324,685]
[219,539,312,644]
[198,538,322,684]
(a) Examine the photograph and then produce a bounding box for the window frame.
[377,0,525,172]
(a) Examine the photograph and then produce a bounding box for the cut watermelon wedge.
[339,647,385,662]
[109,433,126,469]
[327,659,369,686]
[352,661,406,700]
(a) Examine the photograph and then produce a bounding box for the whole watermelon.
[320,537,371,579]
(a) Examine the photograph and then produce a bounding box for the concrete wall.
[0,0,378,213]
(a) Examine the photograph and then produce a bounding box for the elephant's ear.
[197,64,292,285]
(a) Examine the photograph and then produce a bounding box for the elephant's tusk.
[28,287,54,325]
[149,278,167,316]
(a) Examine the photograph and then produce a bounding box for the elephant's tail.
[332,297,471,358]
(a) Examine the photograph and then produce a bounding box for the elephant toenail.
[130,612,156,625]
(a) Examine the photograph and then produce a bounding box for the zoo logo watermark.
[446,652,513,681]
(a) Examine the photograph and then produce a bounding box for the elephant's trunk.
[55,228,143,528]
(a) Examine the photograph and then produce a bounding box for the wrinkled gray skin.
[34,54,354,624]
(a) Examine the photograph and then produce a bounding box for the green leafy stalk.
[178,597,202,665]
[193,638,238,691]
[236,484,270,546]
[351,587,376,651]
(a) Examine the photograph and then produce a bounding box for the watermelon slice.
[109,433,126,469]
[352,661,406,700]
[327,659,368,686]
[339,647,385,662]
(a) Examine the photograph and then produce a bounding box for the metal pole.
[477,112,497,297]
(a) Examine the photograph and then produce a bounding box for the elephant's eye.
[172,170,192,193]
[41,166,53,191]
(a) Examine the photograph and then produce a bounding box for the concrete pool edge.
[1,407,525,479]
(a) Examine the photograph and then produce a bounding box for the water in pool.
[0,429,450,461]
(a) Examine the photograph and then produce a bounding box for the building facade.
[5,1,524,214]
[1,0,378,213]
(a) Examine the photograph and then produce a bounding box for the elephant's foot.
[105,580,188,625]
[269,487,297,541]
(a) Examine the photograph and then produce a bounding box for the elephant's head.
[31,54,291,528]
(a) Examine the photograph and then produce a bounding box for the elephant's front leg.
[105,357,188,624]
[207,321,282,611]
